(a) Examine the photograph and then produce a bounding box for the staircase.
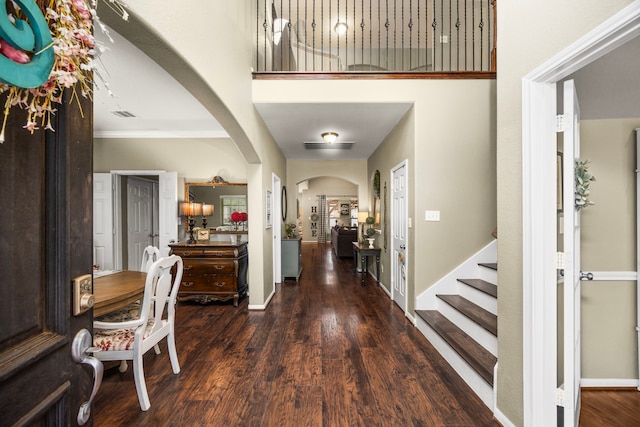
[415,242,498,409]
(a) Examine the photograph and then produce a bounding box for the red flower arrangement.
[231,211,247,230]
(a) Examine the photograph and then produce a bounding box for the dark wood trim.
[253,71,496,80]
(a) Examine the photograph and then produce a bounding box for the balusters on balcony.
[256,0,495,75]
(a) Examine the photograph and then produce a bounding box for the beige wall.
[94,137,247,192]
[368,108,415,298]
[366,81,496,314]
[101,1,287,307]
[497,1,635,423]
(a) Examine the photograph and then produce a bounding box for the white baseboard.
[581,378,639,388]
[493,406,516,427]
[248,287,275,310]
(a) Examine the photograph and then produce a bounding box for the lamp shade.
[201,203,214,216]
[357,211,369,223]
[179,201,202,217]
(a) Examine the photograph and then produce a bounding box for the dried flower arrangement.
[0,0,129,142]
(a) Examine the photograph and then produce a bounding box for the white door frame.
[391,159,409,316]
[521,4,640,425]
[110,170,177,268]
[272,173,282,284]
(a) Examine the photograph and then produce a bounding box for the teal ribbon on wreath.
[0,0,54,88]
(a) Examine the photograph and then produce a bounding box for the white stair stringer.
[415,239,498,412]
[416,240,497,309]
[416,316,494,409]
[436,297,497,356]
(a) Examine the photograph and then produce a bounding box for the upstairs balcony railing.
[255,0,496,76]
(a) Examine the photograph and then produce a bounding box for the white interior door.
[392,161,408,312]
[127,177,154,270]
[562,79,582,427]
[273,174,282,284]
[93,173,114,270]
[158,171,178,257]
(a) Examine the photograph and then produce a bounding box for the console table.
[352,242,381,286]
[169,242,248,306]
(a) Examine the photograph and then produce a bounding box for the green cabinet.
[281,238,302,281]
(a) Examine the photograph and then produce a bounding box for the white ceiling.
[93,27,411,160]
[93,27,227,139]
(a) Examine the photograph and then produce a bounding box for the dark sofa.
[331,226,358,257]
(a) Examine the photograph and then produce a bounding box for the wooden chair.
[140,245,161,272]
[93,255,184,411]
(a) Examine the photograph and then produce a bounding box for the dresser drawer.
[180,276,236,293]
[183,259,237,275]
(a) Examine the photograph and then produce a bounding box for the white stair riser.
[437,299,497,356]
[417,318,494,409]
[478,267,497,284]
[457,284,497,315]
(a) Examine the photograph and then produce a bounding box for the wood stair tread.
[437,294,497,336]
[457,278,497,298]
[416,310,496,386]
[478,262,497,271]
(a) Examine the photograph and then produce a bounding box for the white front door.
[391,160,408,313]
[127,176,154,270]
[562,79,582,427]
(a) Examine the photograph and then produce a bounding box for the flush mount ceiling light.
[334,21,348,35]
[321,132,339,144]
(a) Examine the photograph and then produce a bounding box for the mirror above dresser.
[185,179,248,235]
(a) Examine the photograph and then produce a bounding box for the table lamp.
[179,201,202,244]
[201,203,214,228]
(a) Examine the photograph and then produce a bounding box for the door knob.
[71,329,103,425]
[580,271,594,281]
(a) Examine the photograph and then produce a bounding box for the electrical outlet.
[381,264,384,273]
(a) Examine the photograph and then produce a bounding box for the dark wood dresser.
[169,242,248,306]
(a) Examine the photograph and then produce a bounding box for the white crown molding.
[93,130,229,139]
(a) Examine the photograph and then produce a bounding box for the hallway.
[94,243,496,426]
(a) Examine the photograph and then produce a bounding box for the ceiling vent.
[110,110,136,118]
[303,141,354,149]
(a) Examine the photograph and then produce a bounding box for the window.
[221,196,247,225]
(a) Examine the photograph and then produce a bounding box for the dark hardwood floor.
[94,243,497,426]
[94,242,640,426]
[579,389,640,427]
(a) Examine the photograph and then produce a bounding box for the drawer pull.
[214,265,224,270]
[213,251,224,257]
[182,281,194,287]
[214,282,227,287]
[183,265,193,270]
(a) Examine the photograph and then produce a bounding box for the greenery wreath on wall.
[575,159,595,211]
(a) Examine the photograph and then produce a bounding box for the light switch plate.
[425,210,440,221]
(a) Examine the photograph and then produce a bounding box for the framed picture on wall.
[340,203,349,216]
[266,190,272,229]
